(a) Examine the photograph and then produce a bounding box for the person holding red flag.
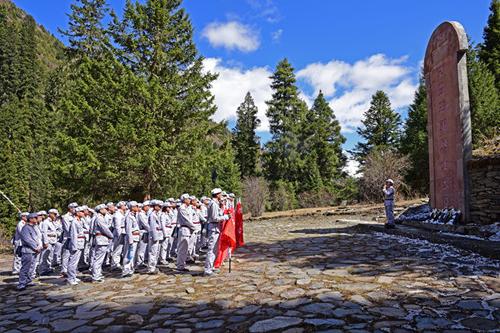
[203,188,230,276]
[214,198,245,270]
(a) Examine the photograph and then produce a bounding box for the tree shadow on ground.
[0,223,499,332]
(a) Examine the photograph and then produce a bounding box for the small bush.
[297,188,337,208]
[242,177,268,217]
[0,226,12,254]
[268,180,297,211]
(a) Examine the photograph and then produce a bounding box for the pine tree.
[50,55,138,203]
[0,3,57,231]
[232,92,261,178]
[263,58,308,186]
[479,0,500,93]
[60,0,111,58]
[304,91,346,188]
[50,0,132,204]
[468,46,499,145]
[109,0,239,198]
[399,77,429,195]
[352,90,401,164]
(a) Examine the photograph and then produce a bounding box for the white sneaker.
[67,280,79,286]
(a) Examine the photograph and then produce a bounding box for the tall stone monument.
[424,21,472,222]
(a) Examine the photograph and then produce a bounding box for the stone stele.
[424,21,472,221]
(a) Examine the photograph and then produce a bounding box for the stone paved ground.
[0,215,499,332]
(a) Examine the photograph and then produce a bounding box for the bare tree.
[242,177,269,217]
[360,149,410,202]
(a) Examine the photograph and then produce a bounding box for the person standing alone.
[383,179,396,229]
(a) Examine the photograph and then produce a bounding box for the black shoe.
[175,268,189,272]
[385,224,396,229]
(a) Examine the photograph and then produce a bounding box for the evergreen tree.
[60,0,111,58]
[352,90,401,164]
[0,4,57,231]
[50,0,132,204]
[263,58,308,186]
[109,0,239,198]
[232,92,261,178]
[50,55,138,203]
[300,151,323,192]
[399,77,429,195]
[468,46,500,145]
[479,0,500,93]
[304,91,346,188]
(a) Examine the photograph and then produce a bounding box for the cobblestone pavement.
[0,216,499,332]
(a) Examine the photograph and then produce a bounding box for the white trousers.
[111,234,124,268]
[122,241,138,275]
[176,227,191,269]
[40,244,55,273]
[67,249,82,283]
[204,223,221,274]
[91,245,108,281]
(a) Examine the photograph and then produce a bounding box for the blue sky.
[13,0,491,172]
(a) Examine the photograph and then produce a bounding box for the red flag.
[214,207,236,268]
[235,202,244,247]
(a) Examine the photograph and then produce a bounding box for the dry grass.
[473,135,500,157]
[0,227,12,254]
[248,198,427,221]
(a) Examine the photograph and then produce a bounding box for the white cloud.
[204,54,417,137]
[297,54,417,133]
[246,0,281,23]
[271,29,283,42]
[203,58,273,131]
[343,158,361,178]
[297,60,350,96]
[202,21,260,52]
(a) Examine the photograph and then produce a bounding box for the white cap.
[116,201,127,208]
[127,201,138,209]
[229,193,235,198]
[75,206,85,213]
[106,202,115,208]
[95,204,106,211]
[386,179,394,184]
[37,210,47,216]
[21,212,29,217]
[48,209,59,215]
[180,193,190,201]
[143,200,151,206]
[68,202,78,208]
[211,188,222,195]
